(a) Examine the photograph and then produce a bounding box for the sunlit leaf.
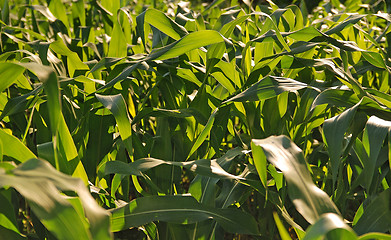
[0,159,111,240]
[303,213,357,240]
[95,94,132,153]
[252,135,340,224]
[224,76,310,103]
[0,63,25,93]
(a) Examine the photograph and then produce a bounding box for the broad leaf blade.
[0,159,111,240]
[144,9,188,40]
[361,116,391,192]
[95,94,132,154]
[0,129,36,162]
[21,63,88,182]
[353,188,391,235]
[251,140,267,188]
[224,76,309,103]
[0,63,25,93]
[110,195,259,235]
[323,102,360,184]
[303,213,357,240]
[252,135,340,224]
[147,30,225,61]
[187,108,218,159]
[99,157,242,180]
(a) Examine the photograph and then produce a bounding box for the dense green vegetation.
[1,0,391,239]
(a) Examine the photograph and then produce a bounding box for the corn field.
[1,0,391,239]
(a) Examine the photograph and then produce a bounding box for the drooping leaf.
[288,26,322,41]
[110,195,259,235]
[0,86,42,121]
[358,233,391,240]
[131,107,206,125]
[224,76,310,103]
[252,135,340,224]
[99,157,242,180]
[0,159,111,240]
[324,14,365,36]
[303,213,357,240]
[96,63,140,92]
[144,9,188,40]
[362,51,387,69]
[146,30,226,61]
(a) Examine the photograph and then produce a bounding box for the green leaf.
[288,26,323,41]
[29,5,57,22]
[131,107,206,125]
[0,159,111,240]
[110,195,259,235]
[97,160,141,178]
[48,0,69,28]
[107,18,127,58]
[324,14,365,36]
[207,42,227,75]
[251,140,268,188]
[72,0,86,26]
[96,63,139,92]
[37,142,56,167]
[0,86,42,121]
[0,226,26,240]
[273,212,292,240]
[362,51,387,69]
[187,108,218,159]
[95,94,132,154]
[224,76,310,103]
[146,30,225,61]
[311,89,360,109]
[136,158,241,180]
[0,63,25,93]
[358,232,391,240]
[88,57,124,74]
[252,135,340,224]
[144,9,188,40]
[99,157,241,180]
[21,63,88,183]
[0,190,21,235]
[50,40,89,77]
[361,116,391,192]
[323,102,360,184]
[303,213,357,240]
[0,129,36,163]
[192,148,244,201]
[311,90,391,122]
[353,188,391,235]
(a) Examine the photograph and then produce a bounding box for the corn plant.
[1,0,391,239]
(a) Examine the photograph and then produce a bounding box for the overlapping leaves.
[1,0,391,239]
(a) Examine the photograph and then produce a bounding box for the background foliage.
[1,0,391,239]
